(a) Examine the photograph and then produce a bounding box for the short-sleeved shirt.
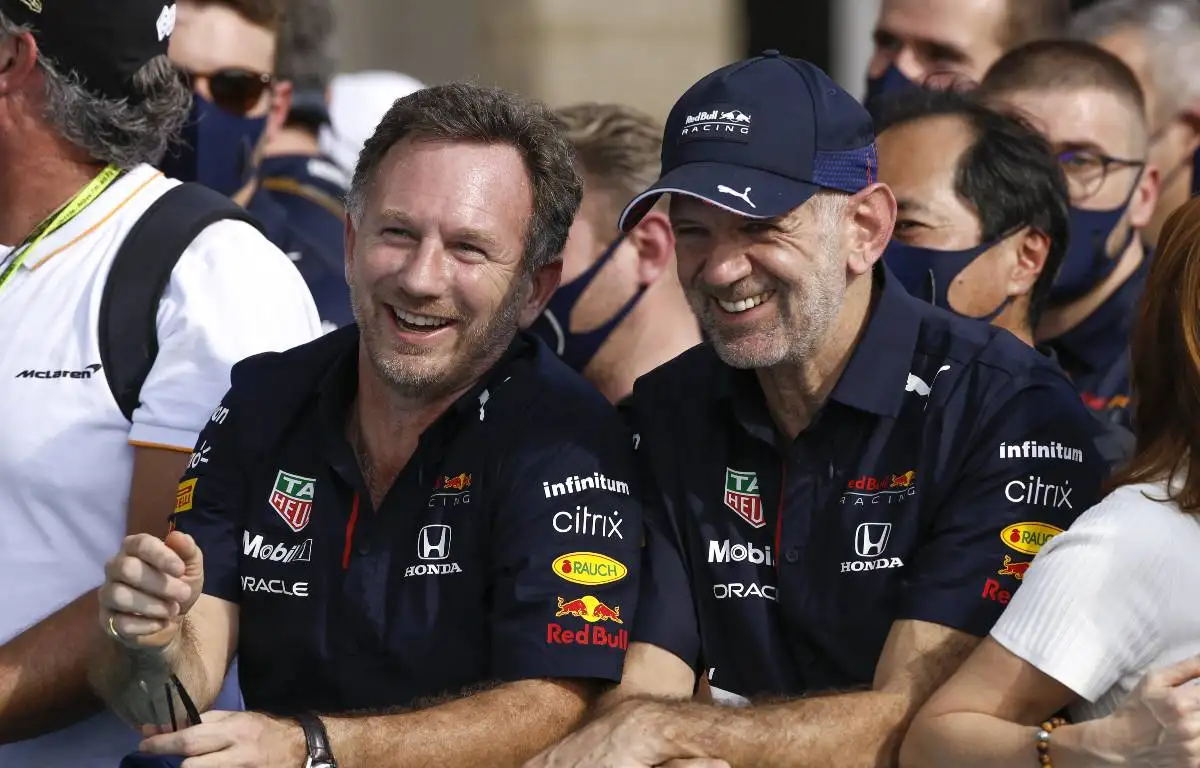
[0,163,321,767]
[626,265,1109,701]
[171,327,642,714]
[248,154,351,329]
[1049,252,1149,429]
[991,479,1200,722]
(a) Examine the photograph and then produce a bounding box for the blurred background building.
[333,0,1101,121]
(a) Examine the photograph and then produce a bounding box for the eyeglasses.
[138,674,201,733]
[177,67,274,116]
[1056,149,1145,203]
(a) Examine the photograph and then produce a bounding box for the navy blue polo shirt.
[248,154,352,328]
[1049,252,1149,429]
[170,326,642,715]
[625,266,1108,699]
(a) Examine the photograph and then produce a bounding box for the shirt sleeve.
[168,361,259,604]
[487,401,644,684]
[624,407,703,672]
[990,495,1168,702]
[895,380,1108,636]
[128,220,322,450]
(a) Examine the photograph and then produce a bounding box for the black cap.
[620,51,878,230]
[0,0,176,101]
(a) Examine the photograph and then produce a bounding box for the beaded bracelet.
[1035,717,1068,766]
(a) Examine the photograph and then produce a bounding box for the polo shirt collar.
[715,263,923,425]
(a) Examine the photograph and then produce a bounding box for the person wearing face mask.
[162,0,289,207]
[257,0,352,330]
[864,0,1070,120]
[877,88,1134,468]
[980,40,1159,428]
[1071,0,1200,250]
[528,103,700,404]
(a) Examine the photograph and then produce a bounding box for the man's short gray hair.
[1071,0,1200,125]
[0,10,191,169]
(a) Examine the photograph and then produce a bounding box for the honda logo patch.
[418,524,451,561]
[854,522,892,558]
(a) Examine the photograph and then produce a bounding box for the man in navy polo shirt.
[88,83,643,768]
[528,52,1107,768]
[875,88,1134,468]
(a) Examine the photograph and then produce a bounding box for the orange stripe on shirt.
[31,171,165,270]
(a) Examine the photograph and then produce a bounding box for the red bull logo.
[546,623,629,650]
[554,595,623,624]
[435,473,472,492]
[997,555,1032,581]
[845,469,916,492]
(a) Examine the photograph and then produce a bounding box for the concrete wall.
[332,0,744,122]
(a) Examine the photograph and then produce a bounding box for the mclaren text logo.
[406,525,463,577]
[15,363,101,380]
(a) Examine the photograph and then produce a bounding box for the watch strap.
[294,712,336,766]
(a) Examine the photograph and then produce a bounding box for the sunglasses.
[178,67,274,116]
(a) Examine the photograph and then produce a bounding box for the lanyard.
[0,164,123,296]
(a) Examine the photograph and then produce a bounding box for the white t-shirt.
[991,479,1200,722]
[0,164,322,766]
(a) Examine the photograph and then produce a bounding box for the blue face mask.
[1051,181,1140,304]
[531,234,646,372]
[865,63,919,120]
[158,94,267,198]
[883,236,1011,321]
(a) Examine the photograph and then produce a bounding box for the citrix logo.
[1005,475,1073,509]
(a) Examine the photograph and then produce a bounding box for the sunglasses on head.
[177,67,274,116]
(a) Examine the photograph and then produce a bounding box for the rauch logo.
[552,552,627,586]
[1000,522,1063,556]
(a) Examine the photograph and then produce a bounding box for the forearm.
[325,680,592,768]
[645,689,913,767]
[0,591,104,743]
[900,712,1121,768]
[87,616,215,728]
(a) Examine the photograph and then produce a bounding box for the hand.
[1098,654,1200,767]
[98,531,204,650]
[524,700,695,768]
[138,710,306,768]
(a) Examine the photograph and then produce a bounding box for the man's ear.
[0,32,38,97]
[1007,227,1050,298]
[844,183,897,277]
[1128,163,1160,230]
[517,260,564,328]
[627,210,676,287]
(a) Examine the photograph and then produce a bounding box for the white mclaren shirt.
[0,164,322,766]
[991,479,1200,723]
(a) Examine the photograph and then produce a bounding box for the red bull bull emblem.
[889,471,915,488]
[996,554,1031,581]
[435,473,472,492]
[554,595,623,624]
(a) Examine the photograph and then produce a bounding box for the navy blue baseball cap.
[619,50,878,231]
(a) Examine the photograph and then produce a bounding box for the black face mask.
[864,63,920,120]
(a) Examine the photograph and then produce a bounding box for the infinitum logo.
[15,363,101,380]
[998,441,1084,463]
[542,472,630,499]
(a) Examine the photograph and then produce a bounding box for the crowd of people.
[1,0,1199,766]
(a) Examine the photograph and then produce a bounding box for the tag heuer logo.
[268,470,316,532]
[723,467,764,528]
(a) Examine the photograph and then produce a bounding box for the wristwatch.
[295,712,337,768]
